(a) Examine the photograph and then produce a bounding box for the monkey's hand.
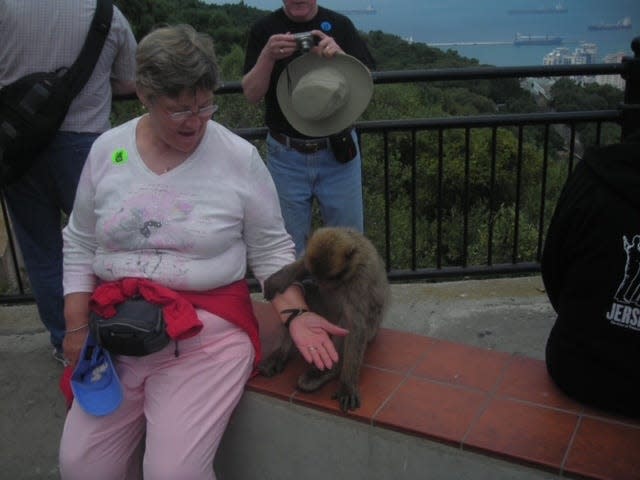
[333,383,361,412]
[290,312,348,371]
[263,261,305,300]
[263,272,285,300]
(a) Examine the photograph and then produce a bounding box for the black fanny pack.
[89,297,170,356]
[329,128,358,164]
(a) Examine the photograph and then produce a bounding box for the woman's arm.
[61,147,100,365]
[62,292,92,367]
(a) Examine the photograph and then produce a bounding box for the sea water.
[205,0,639,66]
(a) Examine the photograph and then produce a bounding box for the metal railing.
[1,37,638,302]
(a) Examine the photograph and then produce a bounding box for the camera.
[293,31,318,53]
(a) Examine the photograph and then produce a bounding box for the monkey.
[260,227,390,412]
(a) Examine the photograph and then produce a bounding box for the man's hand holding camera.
[311,30,344,58]
[266,29,343,61]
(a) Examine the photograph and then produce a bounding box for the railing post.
[621,36,640,140]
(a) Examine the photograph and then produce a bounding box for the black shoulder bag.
[0,0,113,187]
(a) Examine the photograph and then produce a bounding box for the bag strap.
[65,0,114,98]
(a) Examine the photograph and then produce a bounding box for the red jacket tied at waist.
[89,277,261,367]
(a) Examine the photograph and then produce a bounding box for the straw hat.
[276,52,373,137]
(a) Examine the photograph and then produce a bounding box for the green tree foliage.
[550,78,622,111]
[114,0,264,54]
[361,125,568,269]
[549,78,623,146]
[216,45,264,130]
[365,30,475,70]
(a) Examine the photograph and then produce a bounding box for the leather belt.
[269,131,330,154]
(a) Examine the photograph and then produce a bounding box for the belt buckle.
[305,142,320,153]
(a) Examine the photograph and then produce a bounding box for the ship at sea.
[508,4,567,15]
[588,17,632,31]
[337,4,376,15]
[514,33,563,46]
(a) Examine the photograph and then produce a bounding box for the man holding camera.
[242,0,375,256]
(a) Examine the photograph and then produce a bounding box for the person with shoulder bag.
[0,0,137,365]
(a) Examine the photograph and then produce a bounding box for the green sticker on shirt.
[112,149,128,165]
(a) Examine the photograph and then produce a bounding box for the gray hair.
[136,24,220,99]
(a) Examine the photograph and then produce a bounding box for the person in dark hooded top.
[542,129,640,418]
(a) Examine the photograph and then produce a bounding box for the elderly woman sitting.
[58,24,346,479]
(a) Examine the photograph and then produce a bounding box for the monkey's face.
[304,230,356,287]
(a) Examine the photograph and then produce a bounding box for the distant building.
[595,52,626,90]
[543,42,597,66]
[530,46,625,97]
[574,43,598,64]
[543,47,571,65]
[542,42,599,84]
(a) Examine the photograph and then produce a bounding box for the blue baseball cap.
[71,332,123,416]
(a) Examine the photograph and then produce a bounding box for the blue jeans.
[3,131,99,350]
[266,131,364,257]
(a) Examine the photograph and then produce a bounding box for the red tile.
[564,418,640,480]
[497,356,584,412]
[464,398,578,471]
[364,328,435,373]
[292,366,405,421]
[374,377,488,446]
[412,339,511,391]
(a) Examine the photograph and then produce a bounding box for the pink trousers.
[59,309,254,480]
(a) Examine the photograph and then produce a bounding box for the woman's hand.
[289,311,348,370]
[269,283,347,370]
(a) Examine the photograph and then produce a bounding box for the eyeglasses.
[164,103,219,122]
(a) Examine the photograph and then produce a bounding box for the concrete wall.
[215,392,560,480]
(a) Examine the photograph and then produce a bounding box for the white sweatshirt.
[63,116,295,294]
